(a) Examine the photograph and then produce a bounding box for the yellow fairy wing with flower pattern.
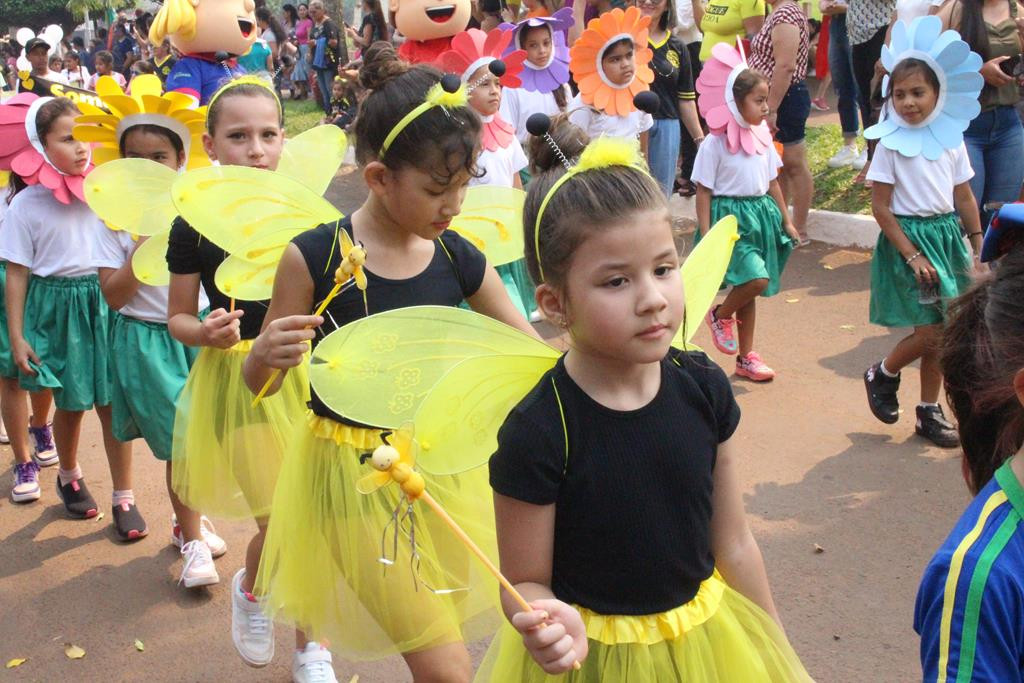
[448,186,526,267]
[277,125,349,196]
[413,353,557,476]
[214,226,336,302]
[674,214,739,348]
[171,165,341,253]
[83,158,178,236]
[131,231,172,286]
[309,306,555,430]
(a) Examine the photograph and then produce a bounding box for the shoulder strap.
[550,376,570,476]
[435,233,469,295]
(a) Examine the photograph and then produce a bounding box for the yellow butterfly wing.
[674,215,739,348]
[83,158,178,236]
[214,226,333,302]
[131,231,172,286]
[448,186,526,267]
[278,124,349,196]
[414,353,557,476]
[309,306,554,429]
[171,165,341,254]
[356,470,392,495]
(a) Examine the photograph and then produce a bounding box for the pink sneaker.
[811,97,830,111]
[704,306,738,355]
[736,352,776,382]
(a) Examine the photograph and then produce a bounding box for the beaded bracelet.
[905,251,922,265]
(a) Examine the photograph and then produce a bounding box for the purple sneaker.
[29,421,58,467]
[12,461,41,503]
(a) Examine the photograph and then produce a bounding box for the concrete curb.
[669,196,880,250]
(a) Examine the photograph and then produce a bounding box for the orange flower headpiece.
[568,7,653,117]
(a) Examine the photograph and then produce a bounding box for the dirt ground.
[0,167,966,682]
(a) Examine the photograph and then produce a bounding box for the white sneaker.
[827,145,860,169]
[180,539,220,588]
[292,643,338,683]
[852,148,869,170]
[231,569,275,667]
[171,514,228,557]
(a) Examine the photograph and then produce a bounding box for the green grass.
[806,124,873,215]
[283,99,325,138]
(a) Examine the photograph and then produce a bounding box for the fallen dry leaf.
[133,639,145,652]
[64,644,85,660]
[5,658,26,669]
[839,324,855,331]
[814,544,825,554]
[95,512,105,522]
[349,677,360,683]
[785,298,800,303]
[823,264,835,270]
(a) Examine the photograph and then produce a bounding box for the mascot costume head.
[393,0,472,64]
[149,0,258,104]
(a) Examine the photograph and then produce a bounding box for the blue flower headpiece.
[864,16,983,160]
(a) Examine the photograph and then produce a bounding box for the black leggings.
[850,25,886,158]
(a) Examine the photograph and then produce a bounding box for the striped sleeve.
[915,482,1024,683]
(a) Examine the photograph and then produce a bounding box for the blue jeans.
[649,118,681,197]
[964,105,1024,222]
[827,14,860,136]
[315,67,333,113]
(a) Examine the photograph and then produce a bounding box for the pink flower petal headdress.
[696,42,772,156]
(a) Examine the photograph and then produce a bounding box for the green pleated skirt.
[19,274,112,411]
[0,263,17,380]
[696,195,794,297]
[869,213,972,328]
[110,313,200,460]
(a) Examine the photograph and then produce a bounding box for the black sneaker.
[55,477,98,519]
[916,405,960,449]
[111,501,148,542]
[864,362,900,424]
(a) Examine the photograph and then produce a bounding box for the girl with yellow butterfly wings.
[242,42,538,680]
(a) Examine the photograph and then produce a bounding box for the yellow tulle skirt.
[475,571,813,682]
[256,413,501,660]
[171,341,308,520]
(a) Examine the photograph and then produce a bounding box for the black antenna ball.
[526,113,552,137]
[440,73,462,93]
[633,91,660,115]
[488,59,507,77]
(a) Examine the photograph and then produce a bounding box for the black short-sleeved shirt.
[648,34,696,120]
[292,217,487,423]
[165,216,268,340]
[359,14,388,43]
[489,349,741,615]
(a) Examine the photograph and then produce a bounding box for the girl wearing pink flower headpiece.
[0,94,133,528]
[691,44,800,382]
[440,28,537,316]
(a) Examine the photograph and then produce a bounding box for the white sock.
[879,360,899,378]
[918,402,939,409]
[58,465,82,487]
[112,489,135,508]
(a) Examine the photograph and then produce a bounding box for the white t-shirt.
[470,135,529,189]
[37,69,68,84]
[690,133,783,196]
[92,229,209,323]
[894,0,943,24]
[866,142,973,216]
[500,86,571,144]
[61,66,91,88]
[567,93,654,141]
[0,184,103,278]
[86,71,127,90]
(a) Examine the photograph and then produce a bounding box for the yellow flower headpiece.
[379,75,469,157]
[72,74,209,170]
[207,75,283,127]
[534,135,649,281]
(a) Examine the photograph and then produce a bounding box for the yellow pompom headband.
[379,74,468,157]
[207,75,282,129]
[528,113,649,282]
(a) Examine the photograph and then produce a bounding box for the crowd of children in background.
[1,0,1024,680]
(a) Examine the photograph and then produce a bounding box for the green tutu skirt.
[110,313,200,461]
[170,340,308,519]
[696,195,794,297]
[256,413,501,660]
[19,274,112,411]
[497,259,536,317]
[0,264,17,380]
[869,213,972,328]
[475,571,812,682]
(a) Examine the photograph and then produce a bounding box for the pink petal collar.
[480,114,515,152]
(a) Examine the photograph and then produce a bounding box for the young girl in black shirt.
[244,42,537,682]
[477,125,812,680]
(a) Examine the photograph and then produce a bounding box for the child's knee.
[750,278,770,294]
